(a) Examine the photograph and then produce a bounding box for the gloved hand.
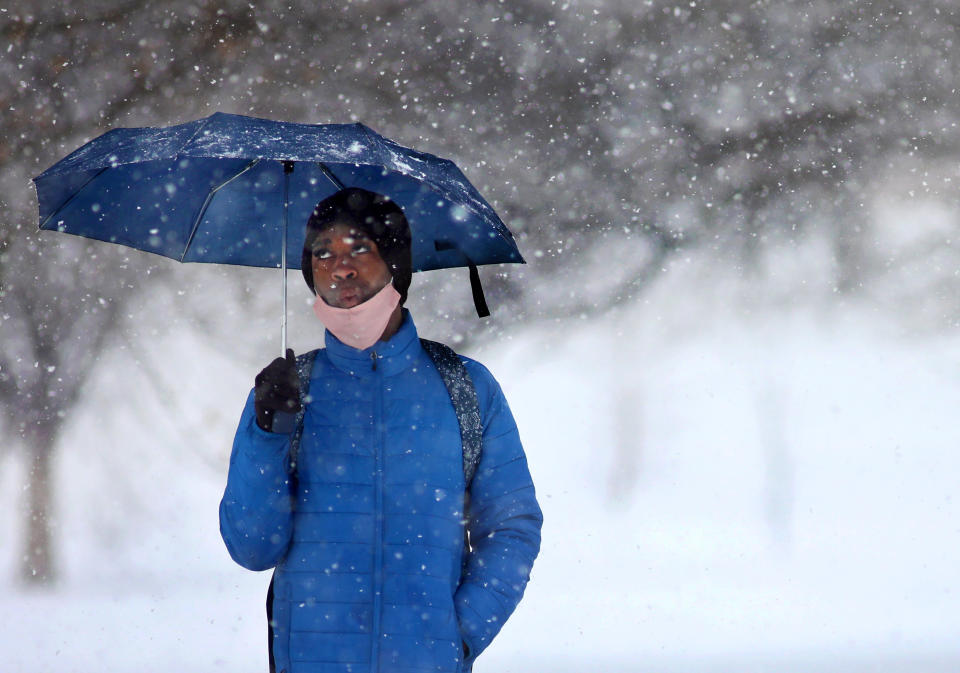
[254,348,302,432]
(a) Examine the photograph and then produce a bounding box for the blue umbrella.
[34,112,523,350]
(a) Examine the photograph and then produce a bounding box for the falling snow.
[2,1,960,672]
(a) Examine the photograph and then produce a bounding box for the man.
[219,187,542,673]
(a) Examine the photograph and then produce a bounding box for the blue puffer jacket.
[220,311,542,673]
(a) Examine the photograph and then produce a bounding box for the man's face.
[309,222,392,309]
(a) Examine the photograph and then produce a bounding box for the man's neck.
[378,305,404,343]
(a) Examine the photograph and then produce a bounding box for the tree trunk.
[20,428,56,586]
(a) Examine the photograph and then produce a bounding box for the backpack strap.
[289,348,319,474]
[269,348,318,673]
[419,338,483,487]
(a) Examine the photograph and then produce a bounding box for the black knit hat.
[301,187,413,304]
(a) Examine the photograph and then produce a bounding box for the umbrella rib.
[317,162,345,190]
[37,166,110,230]
[178,115,213,155]
[180,158,261,262]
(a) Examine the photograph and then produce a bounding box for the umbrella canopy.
[35,113,523,351]
[34,112,524,274]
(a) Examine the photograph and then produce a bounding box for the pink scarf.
[312,282,401,350]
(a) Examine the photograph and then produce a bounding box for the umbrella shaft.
[281,250,287,354]
[281,162,293,355]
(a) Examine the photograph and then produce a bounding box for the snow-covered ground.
[3,267,960,672]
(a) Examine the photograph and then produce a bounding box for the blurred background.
[2,1,959,671]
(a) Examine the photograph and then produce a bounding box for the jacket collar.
[323,308,421,377]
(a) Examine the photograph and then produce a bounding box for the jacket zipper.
[371,350,384,671]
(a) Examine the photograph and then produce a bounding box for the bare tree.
[2,0,959,584]
[0,1,266,584]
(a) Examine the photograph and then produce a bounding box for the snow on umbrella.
[33,112,524,350]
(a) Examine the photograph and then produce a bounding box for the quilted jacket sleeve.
[455,361,543,666]
[219,389,295,571]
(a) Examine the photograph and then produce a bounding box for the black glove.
[254,348,302,432]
